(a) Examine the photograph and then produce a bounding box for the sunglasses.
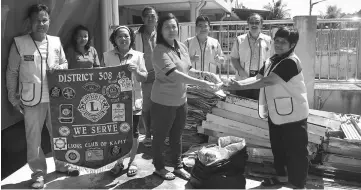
[249,21,261,25]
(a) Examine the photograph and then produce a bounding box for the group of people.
[6,3,310,189]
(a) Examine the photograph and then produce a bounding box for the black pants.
[232,89,259,100]
[151,101,187,170]
[268,118,309,188]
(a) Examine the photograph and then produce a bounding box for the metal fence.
[125,18,361,81]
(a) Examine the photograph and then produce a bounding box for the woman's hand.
[128,63,139,73]
[221,78,244,91]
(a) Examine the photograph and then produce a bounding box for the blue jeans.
[151,101,187,170]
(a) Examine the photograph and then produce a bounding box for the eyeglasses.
[248,21,261,25]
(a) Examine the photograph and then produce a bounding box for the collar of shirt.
[113,48,135,58]
[247,32,266,42]
[270,49,294,64]
[161,40,180,54]
[74,46,91,55]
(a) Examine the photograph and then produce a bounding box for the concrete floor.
[2,122,361,189]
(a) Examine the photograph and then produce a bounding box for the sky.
[238,0,361,17]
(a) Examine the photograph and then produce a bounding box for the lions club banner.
[47,65,133,169]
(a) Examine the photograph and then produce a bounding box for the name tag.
[24,55,34,61]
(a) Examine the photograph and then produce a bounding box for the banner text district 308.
[47,65,133,169]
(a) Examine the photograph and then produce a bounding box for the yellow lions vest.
[14,34,62,106]
[258,53,309,125]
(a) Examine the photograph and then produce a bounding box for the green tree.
[324,5,342,19]
[263,0,290,20]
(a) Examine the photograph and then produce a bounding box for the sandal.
[110,162,124,176]
[30,178,44,189]
[164,137,170,146]
[153,169,175,180]
[127,163,138,177]
[261,177,286,187]
[173,168,191,181]
[143,137,152,148]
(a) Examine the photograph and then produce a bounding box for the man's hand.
[49,64,62,73]
[222,78,244,91]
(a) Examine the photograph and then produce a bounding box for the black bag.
[190,146,248,189]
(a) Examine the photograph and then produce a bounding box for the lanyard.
[247,34,262,73]
[31,35,49,70]
[196,36,207,71]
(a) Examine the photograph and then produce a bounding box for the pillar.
[293,16,317,109]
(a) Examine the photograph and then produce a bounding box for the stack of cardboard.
[182,86,225,149]
[197,94,334,164]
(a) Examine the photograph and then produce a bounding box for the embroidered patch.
[118,78,132,92]
[77,93,110,122]
[82,82,101,92]
[54,48,60,55]
[85,149,104,161]
[119,122,130,133]
[112,103,125,121]
[105,84,120,98]
[59,126,70,137]
[62,87,76,99]
[50,86,61,98]
[110,98,120,103]
[65,150,80,163]
[110,145,121,156]
[120,94,130,100]
[58,104,74,123]
[53,137,67,150]
[23,55,34,61]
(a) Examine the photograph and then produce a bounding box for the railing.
[124,18,361,81]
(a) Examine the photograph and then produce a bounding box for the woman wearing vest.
[184,15,225,74]
[151,13,220,181]
[66,25,100,69]
[229,13,272,100]
[223,27,309,189]
[102,25,148,177]
[134,6,160,147]
[6,4,79,189]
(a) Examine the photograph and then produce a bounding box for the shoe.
[153,169,175,180]
[56,165,80,176]
[127,163,138,177]
[261,177,286,187]
[30,177,44,189]
[110,162,124,176]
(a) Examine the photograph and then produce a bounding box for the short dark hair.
[27,4,50,19]
[71,25,91,51]
[142,6,157,17]
[109,26,135,48]
[196,15,210,26]
[247,13,263,24]
[156,13,179,45]
[274,26,299,48]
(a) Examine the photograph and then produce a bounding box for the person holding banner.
[102,25,148,177]
[229,13,272,100]
[184,15,225,74]
[6,4,79,189]
[222,27,309,189]
[151,13,221,180]
[66,25,101,69]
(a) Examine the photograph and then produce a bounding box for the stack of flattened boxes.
[197,94,332,164]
